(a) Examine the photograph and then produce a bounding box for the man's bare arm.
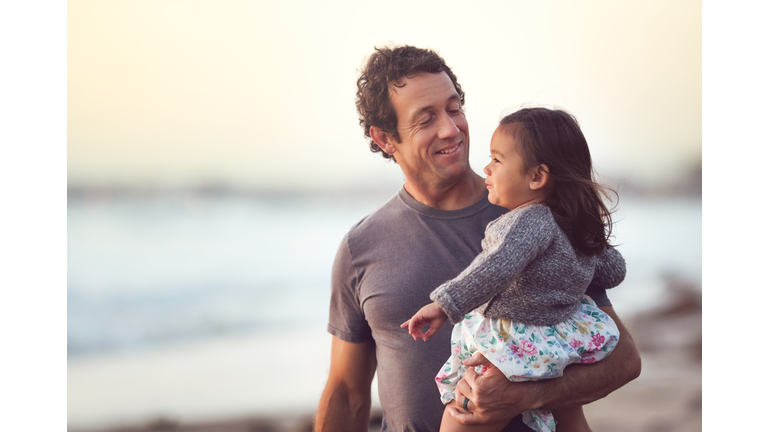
[315,336,377,432]
[537,306,641,408]
[449,306,641,425]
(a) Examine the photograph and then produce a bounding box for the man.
[316,45,641,432]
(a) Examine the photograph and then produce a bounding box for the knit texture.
[430,204,625,326]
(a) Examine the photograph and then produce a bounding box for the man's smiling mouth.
[437,144,460,154]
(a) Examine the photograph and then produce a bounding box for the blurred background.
[67,1,701,431]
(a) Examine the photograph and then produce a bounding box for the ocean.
[67,188,701,427]
[67,189,391,358]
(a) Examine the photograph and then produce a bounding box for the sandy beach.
[68,278,701,432]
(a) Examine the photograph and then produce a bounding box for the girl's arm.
[431,207,556,324]
[590,246,626,289]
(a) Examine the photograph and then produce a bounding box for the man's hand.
[448,352,539,425]
[448,306,641,426]
[400,302,449,341]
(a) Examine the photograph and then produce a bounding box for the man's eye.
[419,116,434,126]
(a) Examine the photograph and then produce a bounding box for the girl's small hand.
[399,302,449,342]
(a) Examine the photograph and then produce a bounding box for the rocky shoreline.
[583,277,702,431]
[74,280,702,432]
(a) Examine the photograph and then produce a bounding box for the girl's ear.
[370,126,396,155]
[529,164,550,191]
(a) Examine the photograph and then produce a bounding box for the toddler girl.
[402,107,625,432]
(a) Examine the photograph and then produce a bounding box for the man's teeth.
[439,146,459,154]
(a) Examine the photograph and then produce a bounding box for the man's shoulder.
[346,192,407,238]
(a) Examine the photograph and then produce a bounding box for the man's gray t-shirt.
[327,188,610,432]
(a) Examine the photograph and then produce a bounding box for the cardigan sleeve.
[590,246,626,289]
[430,206,556,324]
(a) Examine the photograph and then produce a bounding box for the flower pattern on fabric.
[434,295,620,432]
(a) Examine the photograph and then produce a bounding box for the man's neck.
[403,171,487,211]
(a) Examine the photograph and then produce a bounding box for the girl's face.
[482,127,546,210]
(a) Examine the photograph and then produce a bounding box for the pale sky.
[68,0,701,190]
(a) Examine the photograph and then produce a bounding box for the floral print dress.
[436,295,620,432]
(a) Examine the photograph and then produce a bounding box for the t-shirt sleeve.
[585,284,612,307]
[327,232,373,343]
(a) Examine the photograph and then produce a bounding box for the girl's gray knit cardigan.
[430,204,626,326]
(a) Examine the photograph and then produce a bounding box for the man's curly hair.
[355,45,465,161]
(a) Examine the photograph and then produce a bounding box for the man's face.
[385,72,470,188]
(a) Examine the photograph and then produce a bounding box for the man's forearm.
[315,384,372,432]
[315,337,377,432]
[536,306,642,410]
[444,306,641,426]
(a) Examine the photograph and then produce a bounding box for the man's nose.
[437,113,460,139]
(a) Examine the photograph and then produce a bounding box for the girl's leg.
[439,400,510,432]
[551,406,592,432]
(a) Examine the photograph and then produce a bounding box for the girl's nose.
[483,163,491,176]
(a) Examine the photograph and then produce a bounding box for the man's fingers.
[460,394,473,412]
[455,373,476,408]
[447,404,482,426]
[460,365,479,389]
[463,351,493,368]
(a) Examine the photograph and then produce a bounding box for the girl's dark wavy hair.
[500,108,617,256]
[355,44,465,161]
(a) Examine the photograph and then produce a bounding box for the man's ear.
[370,126,396,155]
[529,164,550,191]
